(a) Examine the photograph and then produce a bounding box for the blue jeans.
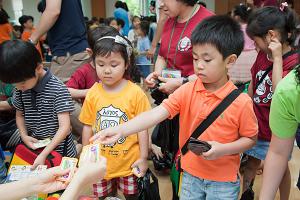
[180,172,240,200]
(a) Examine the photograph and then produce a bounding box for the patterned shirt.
[12,69,76,156]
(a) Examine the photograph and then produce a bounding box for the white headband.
[97,35,133,57]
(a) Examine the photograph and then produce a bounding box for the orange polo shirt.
[162,78,258,182]
[0,23,12,44]
[21,28,43,58]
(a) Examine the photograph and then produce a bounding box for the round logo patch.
[177,36,192,52]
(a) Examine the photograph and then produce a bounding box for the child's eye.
[204,59,212,62]
[97,64,104,67]
[111,65,118,68]
[193,58,198,61]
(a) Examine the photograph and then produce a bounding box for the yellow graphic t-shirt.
[79,81,151,179]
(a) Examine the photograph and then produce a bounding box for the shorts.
[244,139,270,160]
[93,174,138,197]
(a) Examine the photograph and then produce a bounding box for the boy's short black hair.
[19,15,34,27]
[0,40,42,84]
[191,15,244,59]
[87,25,119,50]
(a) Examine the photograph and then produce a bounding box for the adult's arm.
[30,0,62,44]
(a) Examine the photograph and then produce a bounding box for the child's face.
[253,36,270,54]
[133,18,141,28]
[109,20,118,30]
[24,19,33,29]
[95,51,127,88]
[15,65,43,91]
[192,44,235,85]
[15,76,38,91]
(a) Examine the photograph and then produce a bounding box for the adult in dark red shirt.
[145,0,213,94]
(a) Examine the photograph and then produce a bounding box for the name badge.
[162,69,181,78]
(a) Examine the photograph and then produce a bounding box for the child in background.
[116,18,125,35]
[128,16,141,48]
[12,25,21,39]
[0,40,77,169]
[0,10,12,44]
[105,17,119,31]
[79,34,150,199]
[19,15,43,58]
[229,4,257,90]
[91,15,258,200]
[0,81,21,151]
[136,21,151,78]
[66,26,119,139]
[241,5,299,200]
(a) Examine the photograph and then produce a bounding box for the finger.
[157,76,167,83]
[89,134,101,143]
[31,163,38,170]
[50,167,71,177]
[31,137,39,143]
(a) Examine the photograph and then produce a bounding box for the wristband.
[28,38,37,45]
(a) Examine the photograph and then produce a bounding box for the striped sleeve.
[12,89,24,111]
[54,85,75,114]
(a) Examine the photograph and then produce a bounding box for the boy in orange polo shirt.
[91,15,258,200]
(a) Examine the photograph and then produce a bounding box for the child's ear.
[226,54,237,69]
[267,30,279,41]
[36,63,43,72]
[86,48,93,56]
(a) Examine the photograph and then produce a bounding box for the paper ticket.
[79,143,101,167]
[57,157,78,182]
[33,138,51,149]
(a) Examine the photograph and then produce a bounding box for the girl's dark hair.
[132,16,140,23]
[37,0,46,13]
[0,10,9,24]
[177,0,198,6]
[87,26,119,50]
[232,4,252,23]
[122,2,129,12]
[247,6,299,46]
[139,21,150,36]
[92,35,140,82]
[115,1,124,9]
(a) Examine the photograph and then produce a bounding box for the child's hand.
[22,135,38,150]
[89,126,123,145]
[201,141,224,160]
[131,158,148,177]
[151,144,163,159]
[268,37,282,60]
[31,154,46,170]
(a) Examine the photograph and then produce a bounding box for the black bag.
[137,169,161,200]
[151,115,179,154]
